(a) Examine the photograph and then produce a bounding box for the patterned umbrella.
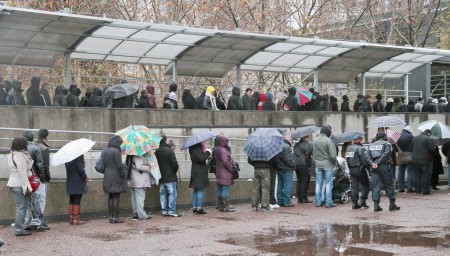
[295,87,313,105]
[371,130,401,144]
[244,128,283,161]
[115,125,160,156]
[417,120,450,139]
[367,116,406,128]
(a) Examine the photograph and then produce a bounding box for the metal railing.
[364,89,422,102]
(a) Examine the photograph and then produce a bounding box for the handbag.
[95,156,105,174]
[232,161,240,180]
[395,145,412,166]
[12,152,40,192]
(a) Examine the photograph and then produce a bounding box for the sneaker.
[398,189,405,193]
[261,206,274,212]
[132,214,139,220]
[162,212,169,217]
[326,204,337,208]
[168,212,182,217]
[15,230,32,236]
[281,203,295,207]
[270,204,280,209]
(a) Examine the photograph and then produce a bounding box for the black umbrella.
[333,131,365,144]
[104,83,139,99]
[291,125,320,139]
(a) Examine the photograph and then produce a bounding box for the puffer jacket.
[27,142,45,181]
[7,151,33,194]
[293,140,313,170]
[227,87,243,110]
[214,136,234,186]
[127,156,151,188]
[411,132,437,165]
[274,140,296,171]
[103,136,128,193]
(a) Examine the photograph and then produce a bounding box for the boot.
[359,199,369,209]
[389,199,400,211]
[72,205,86,225]
[374,202,383,212]
[68,204,74,224]
[218,197,223,211]
[216,197,220,209]
[220,198,235,212]
[352,200,361,209]
[108,198,113,223]
[111,196,124,223]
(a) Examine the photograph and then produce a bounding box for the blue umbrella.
[181,131,221,150]
[291,125,320,139]
[244,128,284,161]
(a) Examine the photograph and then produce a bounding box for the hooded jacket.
[9,80,25,106]
[145,85,157,108]
[91,87,103,107]
[312,126,337,169]
[102,136,128,193]
[155,142,179,183]
[203,86,219,110]
[182,89,196,109]
[227,86,243,110]
[53,86,67,106]
[214,136,234,186]
[195,91,206,109]
[66,88,81,107]
[274,139,296,171]
[340,95,350,112]
[283,87,300,111]
[26,77,45,106]
[411,132,437,165]
[262,92,276,111]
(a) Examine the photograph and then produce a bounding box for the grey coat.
[189,144,211,189]
[102,136,128,193]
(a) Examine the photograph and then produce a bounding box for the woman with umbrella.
[189,141,212,214]
[65,155,88,225]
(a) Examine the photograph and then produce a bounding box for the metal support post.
[362,72,366,96]
[7,66,12,82]
[236,64,241,87]
[65,52,72,89]
[404,74,409,102]
[314,69,319,91]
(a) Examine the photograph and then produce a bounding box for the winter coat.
[340,101,350,112]
[422,102,437,113]
[203,88,219,110]
[112,96,128,108]
[372,100,385,112]
[353,99,363,112]
[9,90,25,106]
[53,86,67,106]
[385,102,393,112]
[441,141,450,164]
[65,157,88,195]
[35,140,51,182]
[27,142,45,182]
[241,94,253,110]
[313,134,337,169]
[26,85,45,106]
[283,87,300,111]
[397,130,413,152]
[163,92,178,109]
[329,96,338,111]
[257,93,266,112]
[155,143,179,183]
[66,93,80,107]
[214,136,234,186]
[261,98,276,111]
[103,136,128,193]
[40,89,51,106]
[293,140,313,170]
[248,158,272,169]
[411,132,437,165]
[137,96,150,108]
[274,140,296,171]
[146,85,157,108]
[438,103,447,113]
[195,93,205,109]
[358,99,372,112]
[91,87,103,107]
[188,143,211,189]
[127,156,151,188]
[432,147,444,175]
[7,151,33,194]
[407,102,415,112]
[227,87,243,110]
[182,94,196,109]
[391,102,404,112]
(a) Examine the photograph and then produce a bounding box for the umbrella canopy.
[104,83,139,99]
[367,116,406,128]
[295,87,313,105]
[333,131,365,144]
[181,131,220,150]
[292,125,320,139]
[371,129,401,144]
[244,128,284,161]
[115,125,160,156]
[417,120,450,139]
[51,138,95,166]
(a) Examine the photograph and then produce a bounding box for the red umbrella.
[295,87,313,105]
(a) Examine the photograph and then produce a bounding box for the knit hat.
[266,92,273,100]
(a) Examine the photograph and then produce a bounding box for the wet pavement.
[1,187,450,255]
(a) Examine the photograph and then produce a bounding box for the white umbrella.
[417,120,450,139]
[51,138,96,166]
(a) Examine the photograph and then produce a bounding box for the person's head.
[266,92,273,100]
[403,125,412,133]
[309,88,315,93]
[232,86,240,96]
[72,88,81,97]
[12,80,23,92]
[169,82,177,92]
[23,131,33,142]
[364,95,371,100]
[427,97,433,103]
[31,76,40,89]
[182,88,191,98]
[141,89,148,98]
[417,97,423,102]
[386,98,394,103]
[4,80,12,91]
[41,82,50,92]
[69,84,78,93]
[377,127,386,133]
[38,129,49,141]
[357,94,363,99]
[245,88,253,97]
[376,132,387,141]
[432,99,438,104]
[160,135,167,145]
[11,136,28,151]
[168,140,176,150]
[376,93,382,100]
[320,125,332,138]
[206,86,215,96]
[342,95,349,102]
[423,129,432,136]
[287,87,296,96]
[120,79,128,84]
[353,134,364,144]
[300,135,310,142]
[394,97,400,103]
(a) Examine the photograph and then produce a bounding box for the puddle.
[218,223,450,255]
[119,226,179,235]
[84,233,124,241]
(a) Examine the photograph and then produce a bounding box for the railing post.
[404,74,409,102]
[314,69,319,91]
[65,52,72,89]
[236,64,241,87]
[362,72,366,96]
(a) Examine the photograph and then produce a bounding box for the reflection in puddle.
[218,223,450,255]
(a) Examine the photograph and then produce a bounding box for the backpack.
[95,156,105,174]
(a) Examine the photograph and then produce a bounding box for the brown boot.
[72,205,86,225]
[68,204,74,224]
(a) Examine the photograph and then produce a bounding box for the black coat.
[293,140,313,170]
[397,130,413,152]
[241,94,253,110]
[283,96,300,111]
[372,100,384,112]
[441,141,450,163]
[26,86,45,106]
[261,99,276,111]
[40,89,51,106]
[411,133,436,165]
[102,136,128,193]
[274,140,296,171]
[183,94,196,109]
[66,93,80,107]
[35,139,51,182]
[195,94,205,109]
[227,87,243,110]
[155,143,179,183]
[0,86,7,105]
[91,87,103,107]
[137,96,150,108]
[188,144,211,189]
[340,101,350,112]
[65,157,88,195]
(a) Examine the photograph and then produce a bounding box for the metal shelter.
[1,6,450,99]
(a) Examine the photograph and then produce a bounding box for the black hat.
[320,126,331,138]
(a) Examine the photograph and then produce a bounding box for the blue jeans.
[397,164,414,191]
[276,170,293,206]
[192,189,204,210]
[160,182,177,214]
[315,168,333,206]
[216,184,229,198]
[10,187,29,233]
[26,181,47,226]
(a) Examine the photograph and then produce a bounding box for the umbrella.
[367,116,406,128]
[295,87,313,105]
[115,125,160,156]
[51,138,95,166]
[292,125,320,139]
[417,120,450,139]
[104,83,139,99]
[244,128,283,161]
[181,131,220,150]
[371,129,401,144]
[332,131,365,144]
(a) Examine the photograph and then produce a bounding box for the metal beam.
[236,64,241,87]
[65,52,72,89]
[404,74,409,102]
[314,69,319,90]
[362,72,366,96]
[172,60,178,84]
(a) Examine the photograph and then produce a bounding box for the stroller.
[332,156,352,204]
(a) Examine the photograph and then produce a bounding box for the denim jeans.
[160,182,177,214]
[216,184,230,198]
[276,170,293,206]
[192,189,204,209]
[10,187,29,233]
[315,168,333,206]
[130,187,148,219]
[397,164,414,191]
[25,181,45,227]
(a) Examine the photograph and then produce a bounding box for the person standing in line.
[203,86,219,110]
[367,132,400,212]
[136,90,150,108]
[188,141,211,214]
[126,154,152,220]
[414,97,423,112]
[397,125,415,193]
[282,87,300,111]
[431,146,444,191]
[65,155,88,225]
[293,135,313,204]
[248,154,274,212]
[262,92,276,111]
[274,129,296,207]
[182,89,196,109]
[353,94,363,112]
[312,126,337,208]
[411,129,436,195]
[155,136,182,217]
[66,88,81,107]
[7,137,33,236]
[40,83,52,106]
[372,94,385,112]
[340,95,351,112]
[34,129,51,227]
[163,82,178,109]
[227,86,243,110]
[195,90,206,109]
[214,135,235,212]
[346,134,371,209]
[26,76,45,106]
[146,84,157,108]
[241,88,253,110]
[102,135,128,223]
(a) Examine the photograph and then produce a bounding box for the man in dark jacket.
[293,135,313,203]
[397,125,414,193]
[421,97,437,113]
[40,83,52,106]
[195,90,206,109]
[90,87,103,107]
[35,129,51,224]
[26,76,45,106]
[353,94,363,112]
[53,85,67,106]
[411,129,436,195]
[146,84,157,108]
[163,83,178,109]
[66,88,81,107]
[227,86,243,110]
[155,136,181,217]
[0,79,10,105]
[241,88,253,110]
[283,87,300,111]
[274,129,296,207]
[9,80,25,106]
[340,95,350,112]
[262,92,276,111]
[372,94,385,112]
[136,89,150,108]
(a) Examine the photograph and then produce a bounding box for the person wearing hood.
[372,94,385,112]
[273,129,296,207]
[214,135,235,212]
[257,93,266,112]
[26,76,45,106]
[163,83,178,109]
[80,87,93,107]
[329,95,338,111]
[313,125,337,208]
[397,125,414,193]
[9,80,25,106]
[340,95,350,112]
[181,89,196,109]
[391,97,404,112]
[282,87,300,111]
[385,98,394,112]
[90,87,103,107]
[293,135,313,204]
[53,85,67,107]
[40,83,52,106]
[195,90,206,109]
[422,97,437,113]
[66,88,81,107]
[125,152,152,220]
[0,80,12,105]
[189,141,212,214]
[353,94,363,112]
[203,86,219,110]
[102,135,128,223]
[145,84,157,108]
[251,91,260,110]
[438,97,447,113]
[415,97,423,112]
[227,86,243,110]
[262,92,276,111]
[136,89,150,108]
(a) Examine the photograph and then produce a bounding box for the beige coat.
[7,151,33,194]
[127,156,152,188]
